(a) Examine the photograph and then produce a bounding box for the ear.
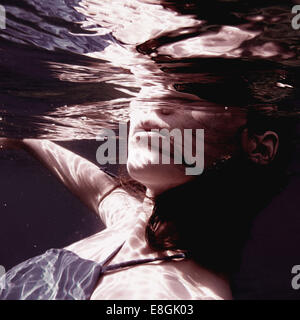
[241,128,279,165]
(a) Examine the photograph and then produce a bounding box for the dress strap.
[102,252,187,273]
[99,241,126,266]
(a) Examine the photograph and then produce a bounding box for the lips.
[134,120,168,133]
[132,121,183,161]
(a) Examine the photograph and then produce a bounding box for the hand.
[0,138,24,150]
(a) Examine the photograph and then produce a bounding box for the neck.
[124,194,154,255]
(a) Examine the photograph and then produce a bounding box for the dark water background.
[0,0,300,299]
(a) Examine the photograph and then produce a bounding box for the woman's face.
[127,90,247,196]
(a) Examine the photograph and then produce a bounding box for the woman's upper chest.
[65,222,228,300]
[64,190,231,300]
[90,260,224,300]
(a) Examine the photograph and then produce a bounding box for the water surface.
[0,0,300,298]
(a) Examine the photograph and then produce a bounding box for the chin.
[127,156,193,195]
[126,136,195,194]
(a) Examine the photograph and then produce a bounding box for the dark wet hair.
[133,0,300,274]
[145,140,295,275]
[142,79,299,274]
[118,104,298,274]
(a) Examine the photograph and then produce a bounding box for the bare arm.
[0,138,119,214]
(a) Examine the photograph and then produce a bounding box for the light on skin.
[127,99,248,197]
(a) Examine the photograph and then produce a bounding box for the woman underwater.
[0,0,299,300]
[0,87,297,300]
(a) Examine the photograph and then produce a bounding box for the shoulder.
[98,187,143,227]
